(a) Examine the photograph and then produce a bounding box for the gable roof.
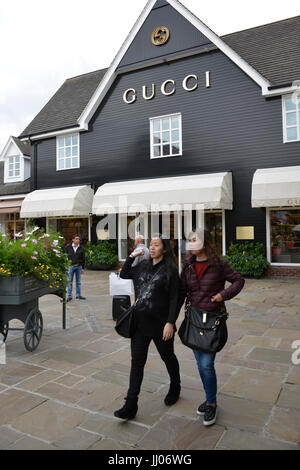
[11,137,30,156]
[221,15,300,87]
[0,136,31,160]
[19,68,107,139]
[19,0,300,140]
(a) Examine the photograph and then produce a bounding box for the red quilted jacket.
[179,255,245,312]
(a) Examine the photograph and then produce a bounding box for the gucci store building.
[18,0,300,274]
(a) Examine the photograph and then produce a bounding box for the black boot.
[114,397,138,420]
[164,382,181,406]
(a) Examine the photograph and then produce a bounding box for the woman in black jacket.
[114,235,181,420]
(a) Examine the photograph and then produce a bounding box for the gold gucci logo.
[151,26,170,46]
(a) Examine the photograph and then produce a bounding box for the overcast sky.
[0,0,299,153]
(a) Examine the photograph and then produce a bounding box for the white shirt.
[72,243,80,253]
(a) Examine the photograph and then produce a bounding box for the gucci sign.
[123,71,211,104]
[151,26,170,46]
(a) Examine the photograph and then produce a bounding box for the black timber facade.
[20,0,300,269]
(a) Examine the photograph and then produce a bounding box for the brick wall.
[267,266,300,278]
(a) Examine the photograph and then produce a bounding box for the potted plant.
[86,240,118,270]
[271,235,282,255]
[0,227,70,294]
[285,234,296,249]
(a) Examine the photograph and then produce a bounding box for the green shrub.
[85,241,118,266]
[225,242,269,278]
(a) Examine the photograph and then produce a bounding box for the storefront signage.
[123,71,211,104]
[236,226,254,240]
[287,199,300,205]
[151,26,170,46]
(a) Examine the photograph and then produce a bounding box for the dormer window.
[8,155,21,178]
[1,136,30,184]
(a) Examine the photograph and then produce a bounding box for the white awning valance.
[20,185,94,218]
[92,172,233,215]
[252,166,300,208]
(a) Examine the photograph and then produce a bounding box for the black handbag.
[178,265,229,353]
[115,265,163,339]
[115,304,136,338]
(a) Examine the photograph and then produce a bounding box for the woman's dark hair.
[148,234,177,281]
[184,228,222,272]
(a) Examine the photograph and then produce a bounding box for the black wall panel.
[34,49,300,247]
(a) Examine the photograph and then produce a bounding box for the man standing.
[131,235,150,267]
[65,234,86,301]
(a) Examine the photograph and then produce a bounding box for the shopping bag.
[109,272,134,296]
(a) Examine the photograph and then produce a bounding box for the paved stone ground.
[1,271,300,450]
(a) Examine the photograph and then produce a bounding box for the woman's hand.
[211,293,223,303]
[162,322,175,341]
[131,249,145,258]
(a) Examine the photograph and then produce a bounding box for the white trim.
[56,132,80,171]
[27,127,84,141]
[263,84,300,98]
[282,94,300,143]
[222,209,226,257]
[78,0,158,129]
[0,194,27,200]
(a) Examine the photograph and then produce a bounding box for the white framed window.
[150,113,182,159]
[7,155,21,178]
[282,95,300,143]
[56,133,80,170]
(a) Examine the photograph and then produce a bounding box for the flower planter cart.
[0,277,66,352]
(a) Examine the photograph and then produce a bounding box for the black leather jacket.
[120,256,180,337]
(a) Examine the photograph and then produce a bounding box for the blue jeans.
[193,350,217,404]
[68,266,82,298]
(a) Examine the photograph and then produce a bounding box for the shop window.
[150,113,182,159]
[283,95,300,142]
[56,133,80,170]
[270,209,300,263]
[5,212,25,239]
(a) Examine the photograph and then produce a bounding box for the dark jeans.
[127,328,180,399]
[193,350,217,404]
[68,265,82,298]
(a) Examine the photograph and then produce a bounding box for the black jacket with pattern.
[120,256,180,337]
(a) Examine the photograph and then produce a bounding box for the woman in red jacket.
[179,228,245,426]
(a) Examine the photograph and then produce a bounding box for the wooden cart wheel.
[0,323,8,342]
[24,309,43,352]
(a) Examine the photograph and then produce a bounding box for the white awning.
[92,172,233,214]
[252,166,300,208]
[20,185,94,218]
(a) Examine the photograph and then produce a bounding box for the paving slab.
[7,436,58,450]
[277,384,300,410]
[0,425,23,450]
[0,389,47,426]
[80,413,149,445]
[266,407,300,444]
[136,414,225,450]
[217,428,298,450]
[54,427,101,450]
[215,394,272,432]
[248,347,293,364]
[220,368,284,404]
[9,400,87,442]
[286,366,300,385]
